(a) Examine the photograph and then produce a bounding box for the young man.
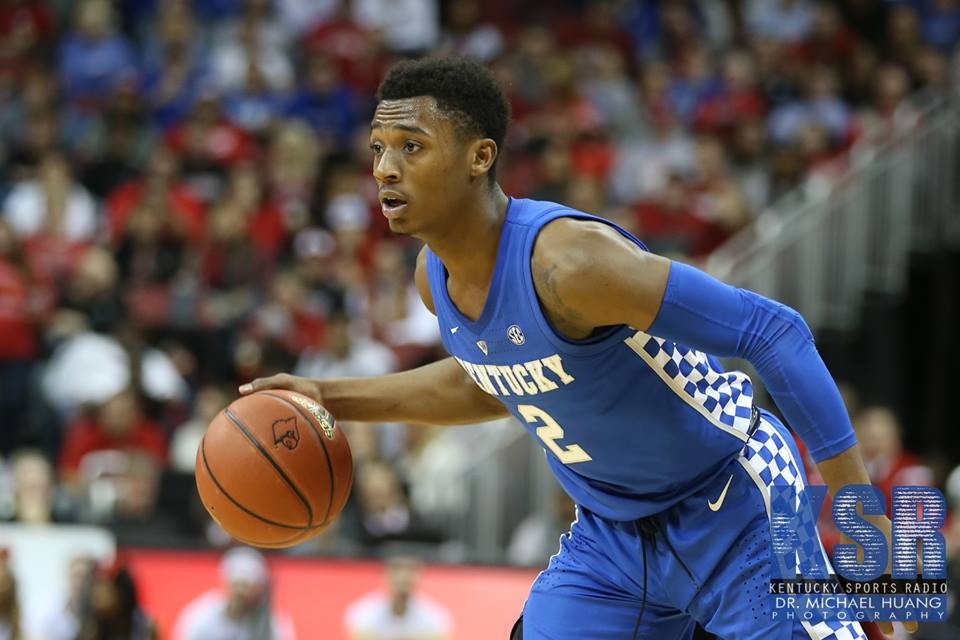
[241,57,912,639]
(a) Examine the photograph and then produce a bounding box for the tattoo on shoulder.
[534,260,587,331]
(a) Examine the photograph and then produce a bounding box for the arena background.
[0,0,958,638]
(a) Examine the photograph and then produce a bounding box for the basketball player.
[241,57,915,639]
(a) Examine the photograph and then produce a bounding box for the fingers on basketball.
[240,374,307,396]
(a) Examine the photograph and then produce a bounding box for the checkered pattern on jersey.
[803,620,868,640]
[636,334,755,436]
[743,420,823,578]
[743,422,868,640]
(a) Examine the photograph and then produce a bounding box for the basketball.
[195,390,353,548]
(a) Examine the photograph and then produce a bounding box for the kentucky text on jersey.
[454,354,575,396]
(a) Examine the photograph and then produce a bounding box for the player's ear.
[469,138,498,178]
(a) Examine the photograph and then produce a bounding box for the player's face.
[369,97,475,236]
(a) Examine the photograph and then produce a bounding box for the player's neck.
[426,184,509,288]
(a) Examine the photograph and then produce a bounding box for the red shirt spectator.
[105,181,205,245]
[0,259,39,360]
[59,389,168,478]
[0,0,55,81]
[164,99,257,169]
[631,177,722,259]
[303,10,388,95]
[104,147,206,245]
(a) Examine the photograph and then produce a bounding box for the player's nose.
[373,148,401,184]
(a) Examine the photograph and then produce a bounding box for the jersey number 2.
[518,404,592,465]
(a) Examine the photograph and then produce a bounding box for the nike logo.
[708,474,734,512]
[451,326,459,334]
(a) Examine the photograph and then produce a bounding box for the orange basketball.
[195,390,353,548]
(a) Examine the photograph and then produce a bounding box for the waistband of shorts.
[598,405,761,540]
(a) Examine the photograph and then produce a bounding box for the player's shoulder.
[414,244,435,315]
[531,215,630,284]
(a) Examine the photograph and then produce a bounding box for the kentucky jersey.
[425,197,758,521]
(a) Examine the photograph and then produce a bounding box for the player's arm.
[532,218,861,486]
[535,219,920,635]
[241,247,510,426]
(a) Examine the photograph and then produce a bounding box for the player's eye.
[369,142,383,154]
[403,141,421,153]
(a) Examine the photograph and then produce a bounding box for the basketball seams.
[260,391,338,526]
[223,407,316,528]
[199,435,324,538]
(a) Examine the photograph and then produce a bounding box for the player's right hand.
[239,373,323,403]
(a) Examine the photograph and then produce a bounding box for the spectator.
[164,94,257,202]
[0,220,53,455]
[608,101,696,205]
[747,0,816,44]
[295,308,396,380]
[58,388,168,487]
[854,406,934,510]
[273,0,340,38]
[41,330,187,419]
[76,564,157,640]
[0,554,21,640]
[55,247,123,334]
[2,151,98,243]
[173,546,297,640]
[768,65,852,146]
[284,55,362,151]
[105,146,204,246]
[693,49,766,137]
[39,555,97,640]
[210,0,294,93]
[793,2,860,68]
[858,63,920,143]
[264,120,322,234]
[630,173,713,259]
[140,2,212,129]
[920,0,960,53]
[0,0,55,82]
[222,61,286,135]
[344,556,451,640]
[351,0,439,55]
[75,80,154,200]
[58,0,138,107]
[437,0,504,63]
[2,67,60,178]
[507,486,575,568]
[884,4,924,68]
[366,243,440,361]
[169,385,228,473]
[352,460,442,548]
[6,449,74,524]
[580,45,644,140]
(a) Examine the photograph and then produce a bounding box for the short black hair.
[377,56,510,181]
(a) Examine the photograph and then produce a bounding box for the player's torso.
[426,198,756,520]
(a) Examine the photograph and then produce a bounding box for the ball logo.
[507,324,525,346]
[291,395,336,439]
[272,417,300,450]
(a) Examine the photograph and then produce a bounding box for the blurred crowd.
[0,0,959,637]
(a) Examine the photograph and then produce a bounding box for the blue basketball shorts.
[521,411,867,640]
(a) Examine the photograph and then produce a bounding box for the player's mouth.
[380,191,409,218]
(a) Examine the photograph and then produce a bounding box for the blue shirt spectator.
[284,57,363,150]
[920,0,960,52]
[59,0,138,107]
[747,0,816,44]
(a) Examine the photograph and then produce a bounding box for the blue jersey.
[425,197,758,521]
